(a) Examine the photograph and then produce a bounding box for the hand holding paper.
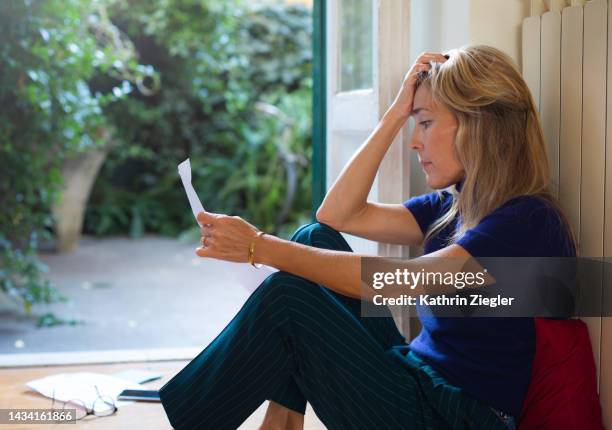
[178,158,278,292]
[195,211,263,263]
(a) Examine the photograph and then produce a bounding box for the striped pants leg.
[159,222,444,429]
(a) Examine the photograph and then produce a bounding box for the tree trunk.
[51,129,116,253]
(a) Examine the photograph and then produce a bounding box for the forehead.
[412,84,434,115]
[411,84,452,119]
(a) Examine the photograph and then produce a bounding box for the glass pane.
[338,0,374,92]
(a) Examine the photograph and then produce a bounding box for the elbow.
[315,207,342,230]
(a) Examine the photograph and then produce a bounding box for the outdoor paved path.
[0,235,254,355]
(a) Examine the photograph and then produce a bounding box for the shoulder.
[457,194,575,257]
[403,190,453,234]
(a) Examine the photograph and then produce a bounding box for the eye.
[419,120,432,129]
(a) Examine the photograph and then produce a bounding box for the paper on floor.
[113,369,162,384]
[25,372,142,409]
[178,158,279,293]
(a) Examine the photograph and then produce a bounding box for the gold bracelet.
[248,231,266,268]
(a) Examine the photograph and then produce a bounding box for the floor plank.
[0,360,325,429]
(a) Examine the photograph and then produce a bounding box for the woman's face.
[410,84,464,189]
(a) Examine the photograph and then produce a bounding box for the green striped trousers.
[159,222,510,430]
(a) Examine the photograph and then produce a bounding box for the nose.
[410,127,423,152]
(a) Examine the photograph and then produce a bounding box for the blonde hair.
[417,45,577,254]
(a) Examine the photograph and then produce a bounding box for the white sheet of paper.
[224,261,278,293]
[25,372,143,409]
[178,158,205,224]
[177,158,278,293]
[113,369,162,384]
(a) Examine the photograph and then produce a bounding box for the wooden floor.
[0,360,325,429]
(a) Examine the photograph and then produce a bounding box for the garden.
[0,0,313,329]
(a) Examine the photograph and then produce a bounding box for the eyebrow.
[410,107,430,116]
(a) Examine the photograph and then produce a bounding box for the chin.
[425,176,452,190]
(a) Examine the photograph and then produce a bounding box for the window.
[337,0,373,92]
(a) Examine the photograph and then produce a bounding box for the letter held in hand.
[178,157,278,293]
[178,158,206,226]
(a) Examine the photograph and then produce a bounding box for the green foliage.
[1,0,313,317]
[37,312,83,327]
[85,0,313,239]
[0,234,67,315]
[0,0,153,312]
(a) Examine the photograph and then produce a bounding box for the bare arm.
[256,233,486,300]
[195,211,492,300]
[316,108,424,246]
[315,106,408,226]
[316,52,448,247]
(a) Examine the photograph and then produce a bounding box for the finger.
[200,224,214,235]
[197,211,220,225]
[415,56,447,68]
[418,52,448,61]
[416,58,445,68]
[415,55,435,63]
[196,246,214,258]
[200,235,209,247]
[408,64,430,78]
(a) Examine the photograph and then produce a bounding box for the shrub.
[0,0,153,314]
[85,0,313,239]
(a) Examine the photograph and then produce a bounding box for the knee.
[258,272,303,299]
[258,271,323,303]
[260,271,313,293]
[288,222,352,252]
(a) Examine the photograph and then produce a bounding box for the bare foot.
[259,400,304,430]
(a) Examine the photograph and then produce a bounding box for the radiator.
[522,0,611,425]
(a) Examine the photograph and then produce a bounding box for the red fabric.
[519,318,605,430]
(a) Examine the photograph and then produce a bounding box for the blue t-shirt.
[403,188,575,417]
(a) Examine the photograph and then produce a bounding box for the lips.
[420,161,433,170]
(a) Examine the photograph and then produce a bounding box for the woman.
[159,45,576,430]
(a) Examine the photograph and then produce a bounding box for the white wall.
[470,0,530,66]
